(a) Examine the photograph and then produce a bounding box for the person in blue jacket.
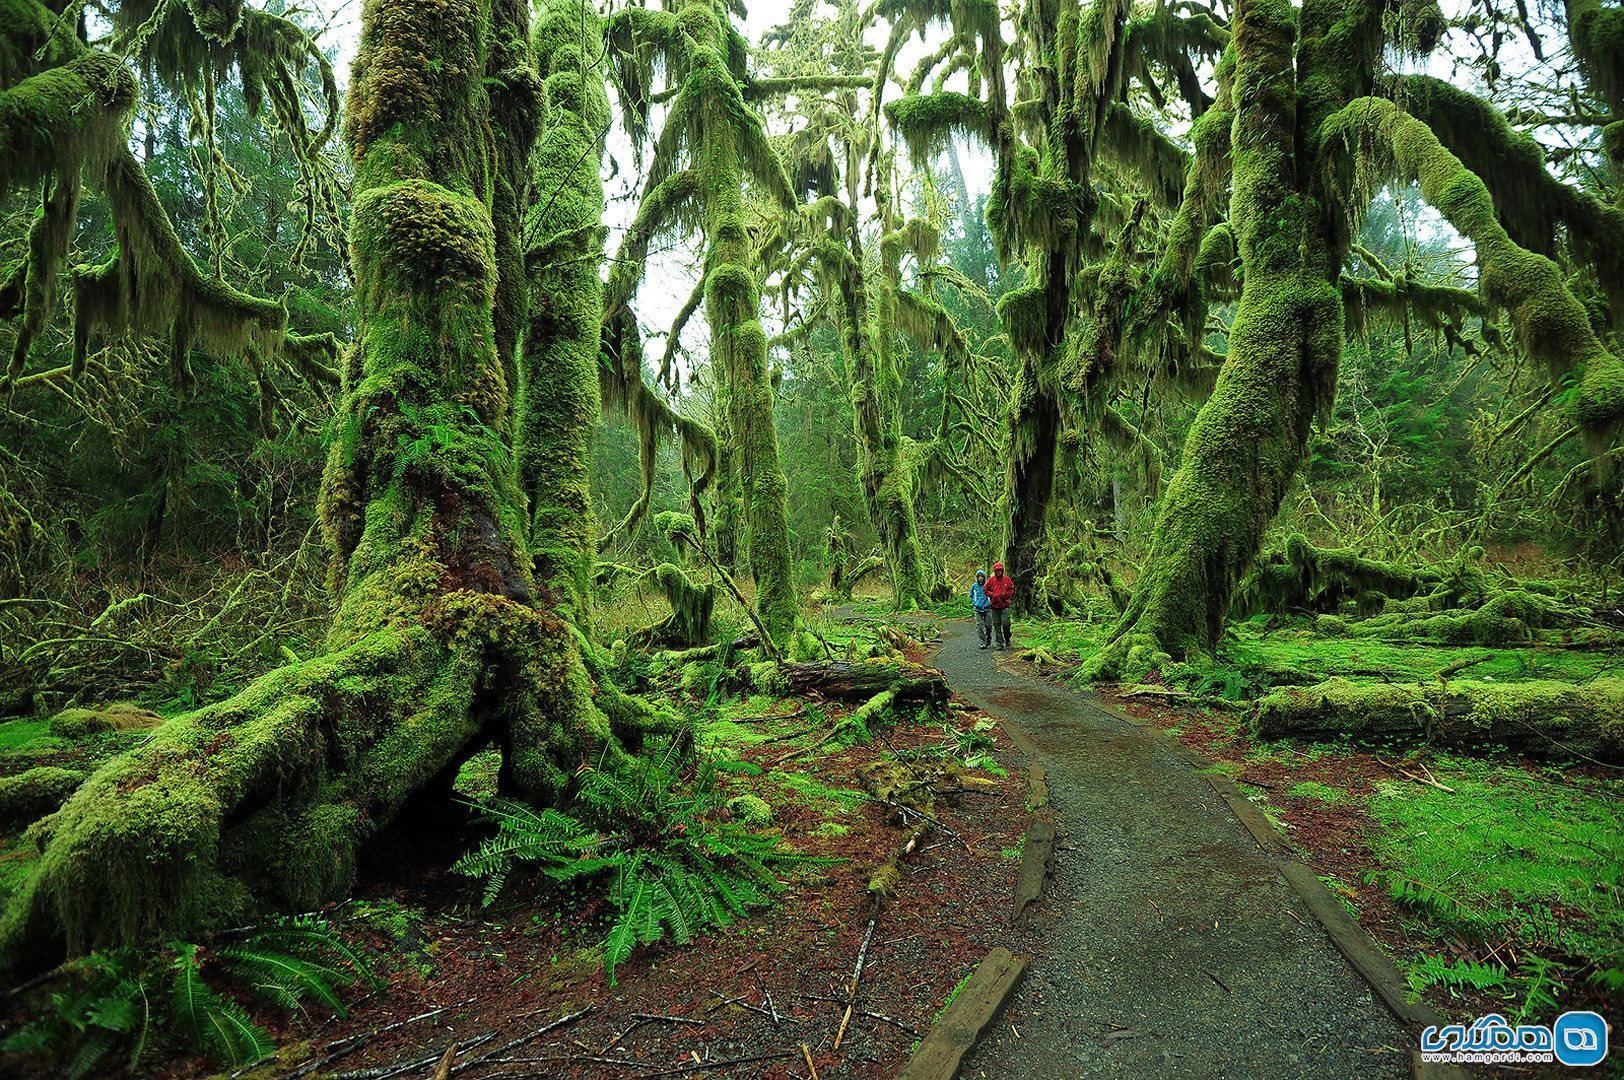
[970,569,993,649]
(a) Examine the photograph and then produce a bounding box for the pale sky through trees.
[291,0,1574,390]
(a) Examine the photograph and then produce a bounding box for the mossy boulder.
[46,703,163,739]
[725,794,773,827]
[0,767,87,826]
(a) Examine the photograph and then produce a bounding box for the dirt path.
[928,618,1410,1079]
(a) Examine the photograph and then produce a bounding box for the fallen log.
[772,659,948,706]
[1254,677,1624,761]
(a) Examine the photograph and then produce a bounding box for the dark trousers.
[990,606,1012,646]
[974,608,993,646]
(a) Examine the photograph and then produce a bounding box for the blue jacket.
[970,574,990,611]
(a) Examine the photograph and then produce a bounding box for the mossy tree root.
[0,611,632,971]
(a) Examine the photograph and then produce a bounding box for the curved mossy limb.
[1390,74,1624,308]
[1,0,641,975]
[1254,676,1624,761]
[0,50,138,200]
[1323,95,1624,436]
[518,0,609,624]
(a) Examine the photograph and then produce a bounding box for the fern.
[1404,954,1511,997]
[169,943,276,1067]
[456,759,836,982]
[215,915,375,1015]
[3,917,371,1076]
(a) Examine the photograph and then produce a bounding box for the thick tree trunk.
[825,193,946,611]
[0,0,648,973]
[518,0,607,624]
[1085,0,1361,677]
[1003,361,1060,615]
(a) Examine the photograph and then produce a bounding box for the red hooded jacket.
[985,572,1015,609]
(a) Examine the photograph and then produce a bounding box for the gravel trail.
[927,618,1410,1079]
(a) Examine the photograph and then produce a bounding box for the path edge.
[895,946,1027,1080]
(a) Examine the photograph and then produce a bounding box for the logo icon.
[1553,1011,1608,1068]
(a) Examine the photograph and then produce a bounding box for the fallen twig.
[447,1006,592,1075]
[332,1033,495,1080]
[278,998,477,1080]
[794,993,923,1037]
[706,987,796,1023]
[1376,756,1456,793]
[802,1043,821,1080]
[863,793,969,851]
[834,908,879,1051]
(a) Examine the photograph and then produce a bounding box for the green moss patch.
[1368,758,1623,1014]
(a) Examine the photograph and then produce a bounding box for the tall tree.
[1087,0,1624,675]
[603,0,810,648]
[886,0,1215,610]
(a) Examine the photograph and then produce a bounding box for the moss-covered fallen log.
[1254,677,1624,760]
[754,659,948,708]
[1232,534,1487,618]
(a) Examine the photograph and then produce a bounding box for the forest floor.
[0,617,1047,1078]
[994,606,1623,1064]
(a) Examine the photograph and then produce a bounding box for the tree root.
[0,597,671,975]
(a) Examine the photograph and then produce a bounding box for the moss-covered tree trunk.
[518,0,608,625]
[679,0,797,648]
[817,175,947,610]
[1085,0,1377,676]
[705,150,796,646]
[0,0,646,973]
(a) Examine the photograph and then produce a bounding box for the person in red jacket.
[984,561,1015,648]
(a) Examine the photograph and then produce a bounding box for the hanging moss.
[1567,0,1624,116]
[884,91,994,167]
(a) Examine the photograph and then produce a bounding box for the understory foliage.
[2,915,371,1075]
[454,758,829,981]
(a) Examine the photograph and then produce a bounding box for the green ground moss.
[0,767,86,825]
[46,704,163,739]
[1369,756,1623,1008]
